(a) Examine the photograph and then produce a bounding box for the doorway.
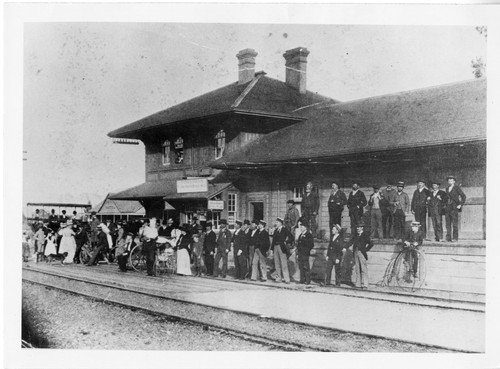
[250,202,264,222]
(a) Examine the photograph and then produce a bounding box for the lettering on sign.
[208,200,224,210]
[177,178,209,193]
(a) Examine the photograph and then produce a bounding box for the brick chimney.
[283,47,310,94]
[236,49,258,85]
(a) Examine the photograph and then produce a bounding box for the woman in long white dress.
[175,225,192,276]
[58,222,77,263]
[44,232,58,256]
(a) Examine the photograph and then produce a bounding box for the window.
[174,137,184,164]
[228,193,237,229]
[293,187,304,202]
[207,211,221,230]
[162,140,171,165]
[215,130,226,159]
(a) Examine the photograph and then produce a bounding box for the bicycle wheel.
[129,244,147,272]
[393,249,426,291]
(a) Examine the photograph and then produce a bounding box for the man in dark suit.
[297,219,315,285]
[251,220,270,282]
[247,219,259,279]
[302,181,320,237]
[271,217,293,283]
[350,221,373,289]
[214,219,232,278]
[48,209,60,233]
[411,180,431,237]
[327,182,347,233]
[444,176,467,242]
[203,222,216,276]
[347,182,367,236]
[427,181,447,242]
[86,224,109,266]
[231,220,248,280]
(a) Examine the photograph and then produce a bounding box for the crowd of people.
[23,175,466,289]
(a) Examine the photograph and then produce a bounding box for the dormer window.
[174,137,184,164]
[215,130,226,159]
[162,140,171,165]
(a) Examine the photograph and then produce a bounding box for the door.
[251,202,264,222]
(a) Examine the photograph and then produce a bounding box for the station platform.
[23,261,485,352]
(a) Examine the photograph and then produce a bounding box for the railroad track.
[22,265,464,352]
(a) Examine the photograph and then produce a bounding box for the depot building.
[108,47,486,239]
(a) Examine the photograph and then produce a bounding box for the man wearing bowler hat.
[444,176,467,242]
[203,222,216,276]
[391,181,410,240]
[214,219,232,278]
[271,217,293,283]
[411,180,431,237]
[231,220,248,280]
[347,182,367,236]
[251,220,270,282]
[427,181,447,242]
[328,182,348,233]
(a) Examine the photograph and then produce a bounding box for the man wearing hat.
[89,212,99,247]
[74,223,89,264]
[390,182,410,240]
[141,218,159,276]
[247,219,259,279]
[284,200,300,235]
[427,181,447,242]
[271,217,293,283]
[86,224,109,266]
[296,218,315,285]
[347,182,367,236]
[411,180,431,237]
[231,220,248,280]
[328,182,348,233]
[397,221,424,280]
[444,176,467,242]
[192,225,205,277]
[214,219,232,278]
[302,181,320,237]
[380,184,396,239]
[203,222,216,276]
[251,220,270,282]
[48,209,60,233]
[349,221,373,289]
[368,185,384,239]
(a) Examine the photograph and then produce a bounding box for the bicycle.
[378,243,426,292]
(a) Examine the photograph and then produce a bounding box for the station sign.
[208,200,224,210]
[177,178,208,193]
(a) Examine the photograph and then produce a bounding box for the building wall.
[234,143,486,240]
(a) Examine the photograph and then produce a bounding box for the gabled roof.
[108,74,338,138]
[211,78,486,169]
[91,193,145,215]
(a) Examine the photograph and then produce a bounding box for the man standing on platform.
[368,185,384,240]
[381,184,395,239]
[411,180,431,237]
[284,200,300,235]
[444,176,467,242]
[48,209,59,233]
[246,219,259,279]
[271,217,293,284]
[347,182,367,236]
[301,181,320,238]
[140,218,158,276]
[231,220,248,280]
[327,182,347,233]
[251,220,270,282]
[391,182,410,240]
[427,181,446,242]
[203,222,216,276]
[214,219,232,278]
[350,221,373,289]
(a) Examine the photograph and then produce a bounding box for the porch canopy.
[108,179,232,201]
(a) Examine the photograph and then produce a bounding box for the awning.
[109,179,232,201]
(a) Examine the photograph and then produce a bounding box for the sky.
[23,23,487,209]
